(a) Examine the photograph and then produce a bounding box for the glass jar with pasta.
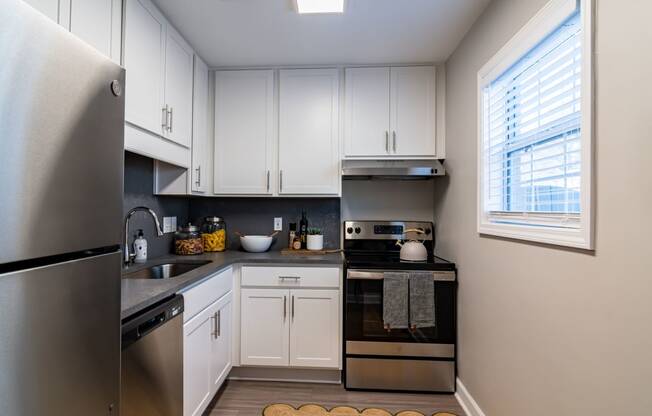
[201,217,227,252]
[174,224,203,255]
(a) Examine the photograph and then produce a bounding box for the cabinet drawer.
[182,267,233,322]
[241,266,339,288]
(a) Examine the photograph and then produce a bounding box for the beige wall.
[436,0,652,414]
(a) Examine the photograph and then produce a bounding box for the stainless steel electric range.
[343,220,457,393]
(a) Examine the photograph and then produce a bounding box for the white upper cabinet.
[214,70,275,195]
[23,0,121,63]
[344,66,437,158]
[191,55,210,193]
[390,66,436,156]
[69,0,122,63]
[289,289,340,368]
[124,0,165,136]
[278,69,340,196]
[23,0,61,23]
[123,0,194,167]
[344,67,391,157]
[163,26,194,147]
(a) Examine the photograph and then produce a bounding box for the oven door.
[345,269,456,348]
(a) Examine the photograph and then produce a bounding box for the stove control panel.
[344,221,434,240]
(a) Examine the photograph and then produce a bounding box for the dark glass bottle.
[299,211,308,249]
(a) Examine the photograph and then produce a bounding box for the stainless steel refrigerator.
[0,2,125,415]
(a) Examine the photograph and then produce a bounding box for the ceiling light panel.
[296,0,345,14]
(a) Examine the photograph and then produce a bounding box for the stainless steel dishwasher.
[121,295,184,416]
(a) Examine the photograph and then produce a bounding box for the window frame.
[477,0,594,250]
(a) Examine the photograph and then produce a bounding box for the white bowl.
[240,235,273,253]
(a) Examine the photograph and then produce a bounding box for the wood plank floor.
[204,380,466,416]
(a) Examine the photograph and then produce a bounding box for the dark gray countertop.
[121,250,343,320]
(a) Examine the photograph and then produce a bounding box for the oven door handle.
[346,270,384,280]
[346,270,456,281]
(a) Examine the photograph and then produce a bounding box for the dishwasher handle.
[121,294,184,349]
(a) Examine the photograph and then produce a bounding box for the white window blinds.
[482,11,582,223]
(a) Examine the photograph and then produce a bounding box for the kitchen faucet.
[124,206,164,265]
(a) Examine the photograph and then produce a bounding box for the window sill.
[478,220,593,250]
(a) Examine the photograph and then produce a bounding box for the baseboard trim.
[455,378,487,416]
[228,366,342,384]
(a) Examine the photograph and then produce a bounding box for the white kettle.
[395,228,428,262]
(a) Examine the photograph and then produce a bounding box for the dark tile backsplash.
[124,152,341,257]
[124,152,190,258]
[190,197,340,251]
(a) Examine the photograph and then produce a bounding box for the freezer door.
[0,251,121,415]
[0,1,125,264]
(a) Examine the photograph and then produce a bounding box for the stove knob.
[346,227,353,234]
[354,227,361,234]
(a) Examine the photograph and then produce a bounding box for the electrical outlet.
[274,217,283,231]
[163,216,177,233]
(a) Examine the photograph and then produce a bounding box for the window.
[478,0,593,249]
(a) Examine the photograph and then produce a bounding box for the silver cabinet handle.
[279,276,301,280]
[217,310,221,337]
[211,312,218,339]
[393,131,397,152]
[291,295,295,320]
[385,131,389,153]
[266,170,270,192]
[168,107,173,133]
[162,105,168,129]
[283,295,287,320]
[195,166,201,187]
[279,170,283,192]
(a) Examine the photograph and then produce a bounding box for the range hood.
[342,160,445,180]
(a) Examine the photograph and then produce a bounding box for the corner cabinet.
[344,66,437,158]
[278,69,340,196]
[191,55,210,193]
[240,266,341,369]
[181,268,233,416]
[213,70,275,195]
[123,0,193,168]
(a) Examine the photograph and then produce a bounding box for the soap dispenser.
[133,229,148,263]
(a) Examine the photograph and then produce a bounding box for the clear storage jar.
[174,224,203,255]
[201,217,227,252]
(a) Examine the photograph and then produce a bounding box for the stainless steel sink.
[123,261,211,279]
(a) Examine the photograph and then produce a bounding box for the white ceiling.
[151,0,490,68]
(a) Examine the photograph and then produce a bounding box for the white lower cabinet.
[181,268,233,416]
[240,288,290,366]
[240,267,341,369]
[289,289,340,368]
[183,304,213,416]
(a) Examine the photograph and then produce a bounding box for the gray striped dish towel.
[382,272,409,329]
[409,271,435,328]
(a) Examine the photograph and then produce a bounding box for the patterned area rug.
[262,404,458,416]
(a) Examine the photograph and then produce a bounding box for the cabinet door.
[389,66,436,156]
[214,70,274,195]
[344,67,391,157]
[23,0,61,23]
[278,69,340,195]
[210,294,232,393]
[123,0,165,135]
[289,289,340,368]
[240,288,289,366]
[191,55,210,193]
[183,306,213,416]
[164,25,194,148]
[69,0,122,62]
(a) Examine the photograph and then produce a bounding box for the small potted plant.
[306,228,324,251]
